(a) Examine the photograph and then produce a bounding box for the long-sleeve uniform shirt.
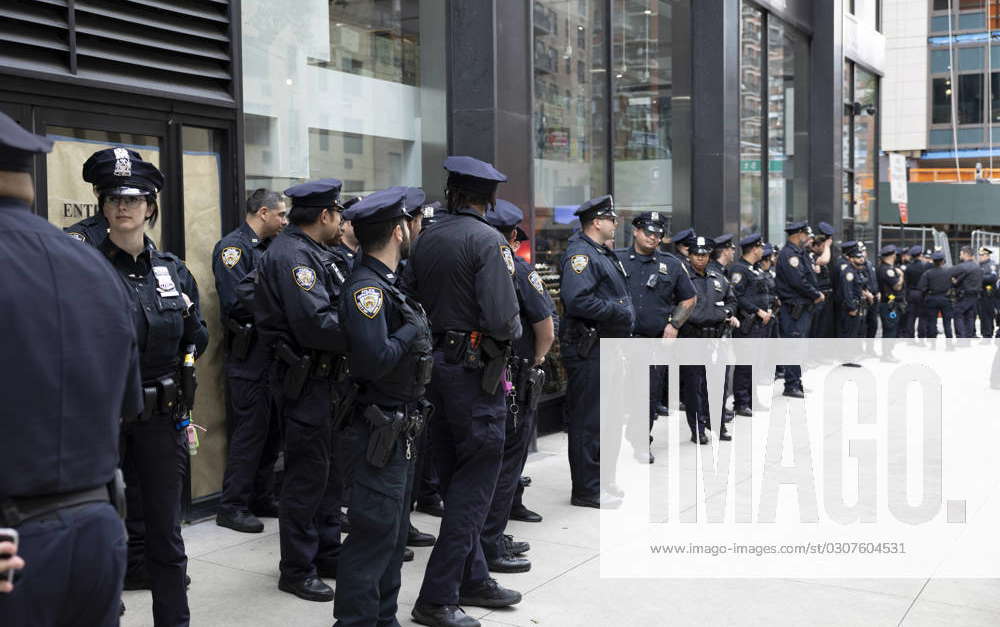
[775,242,821,304]
[560,232,635,339]
[212,222,270,379]
[615,247,694,338]
[512,256,556,359]
[951,260,984,295]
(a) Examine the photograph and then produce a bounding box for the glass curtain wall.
[738,2,809,241]
[842,60,879,247]
[242,0,445,199]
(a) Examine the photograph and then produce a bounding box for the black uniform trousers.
[275,372,342,582]
[122,413,190,626]
[777,303,814,392]
[733,318,769,409]
[481,394,536,561]
[418,353,505,606]
[978,291,996,337]
[333,417,415,627]
[864,303,879,339]
[0,503,125,627]
[922,296,954,339]
[510,406,539,511]
[954,295,978,338]
[838,310,864,339]
[411,427,441,510]
[219,372,281,515]
[902,291,922,337]
[680,365,709,436]
[878,303,901,338]
[562,343,601,501]
[809,298,836,338]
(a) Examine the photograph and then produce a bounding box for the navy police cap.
[343,187,408,225]
[403,187,426,216]
[671,227,696,246]
[341,196,363,211]
[83,147,163,196]
[689,236,715,255]
[443,156,507,194]
[740,232,763,248]
[930,250,946,261]
[574,194,615,219]
[907,244,923,257]
[784,220,809,234]
[486,199,524,228]
[284,178,343,208]
[816,221,835,237]
[631,211,666,234]
[713,233,735,249]
[0,111,53,172]
[879,244,897,256]
[762,243,775,257]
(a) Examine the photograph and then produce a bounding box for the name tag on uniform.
[153,266,179,297]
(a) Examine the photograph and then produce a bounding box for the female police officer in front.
[82,147,209,626]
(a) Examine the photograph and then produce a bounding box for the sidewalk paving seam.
[895,578,931,626]
[479,554,600,623]
[187,529,279,559]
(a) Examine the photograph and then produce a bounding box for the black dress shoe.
[519,475,532,487]
[782,387,805,399]
[416,500,445,518]
[249,498,280,518]
[735,405,752,417]
[508,503,542,523]
[503,534,530,555]
[411,602,480,627]
[315,561,337,579]
[216,509,264,534]
[487,553,531,573]
[403,547,415,562]
[570,495,599,508]
[689,432,709,445]
[408,523,436,547]
[277,575,333,602]
[458,577,522,607]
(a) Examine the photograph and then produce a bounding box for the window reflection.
[739,3,763,237]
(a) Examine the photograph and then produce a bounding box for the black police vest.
[372,284,434,403]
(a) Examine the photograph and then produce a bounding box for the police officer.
[902,245,929,337]
[405,156,522,627]
[616,212,696,461]
[978,247,998,338]
[669,227,696,272]
[837,243,869,339]
[88,147,209,626]
[876,245,905,339]
[560,195,634,508]
[334,187,434,626]
[917,251,954,338]
[0,113,142,627]
[478,199,555,573]
[760,244,781,338]
[254,179,349,602]
[951,245,984,338]
[775,222,824,398]
[859,244,880,342]
[808,222,836,338]
[214,189,288,534]
[709,233,735,276]
[336,198,362,271]
[680,236,739,443]
[730,233,772,416]
[65,152,144,247]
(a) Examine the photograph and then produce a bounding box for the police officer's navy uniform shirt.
[839,263,865,312]
[65,213,110,247]
[686,265,735,326]
[512,255,555,358]
[776,242,821,304]
[335,243,359,272]
[98,237,209,384]
[918,264,953,295]
[615,247,694,337]
[342,254,433,406]
[877,262,904,299]
[560,232,634,337]
[729,257,771,316]
[1,197,143,498]
[904,259,929,294]
[981,259,998,291]
[952,260,984,294]
[404,207,521,341]
[862,259,879,297]
[255,224,350,355]
[213,222,271,378]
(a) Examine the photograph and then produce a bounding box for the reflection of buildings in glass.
[312,1,420,86]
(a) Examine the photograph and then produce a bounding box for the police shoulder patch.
[570,254,589,274]
[67,231,86,242]
[500,245,515,276]
[292,265,317,291]
[846,272,854,282]
[658,262,669,275]
[789,256,800,268]
[221,246,242,269]
[887,269,895,277]
[732,271,743,284]
[528,270,545,295]
[354,286,384,318]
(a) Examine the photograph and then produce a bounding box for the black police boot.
[411,602,480,627]
[735,405,752,417]
[249,498,280,518]
[487,551,531,574]
[503,534,530,555]
[408,523,437,547]
[519,475,532,487]
[277,575,333,602]
[458,577,522,608]
[719,423,732,442]
[782,387,805,399]
[416,499,445,518]
[403,547,415,562]
[216,509,264,534]
[508,503,543,523]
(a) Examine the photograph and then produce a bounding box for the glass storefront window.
[852,66,879,247]
[533,0,608,269]
[311,2,419,86]
[612,0,672,234]
[739,3,764,237]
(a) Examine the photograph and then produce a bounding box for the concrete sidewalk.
[122,426,1000,627]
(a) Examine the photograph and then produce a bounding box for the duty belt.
[0,486,109,527]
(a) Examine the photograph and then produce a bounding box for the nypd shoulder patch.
[500,245,515,276]
[528,270,545,295]
[789,256,800,268]
[570,254,589,274]
[354,286,384,319]
[221,246,242,269]
[292,265,317,291]
[887,269,895,277]
[732,271,743,284]
[67,232,86,242]
[846,272,854,282]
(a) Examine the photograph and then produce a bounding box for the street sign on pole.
[899,202,909,224]
[890,153,908,205]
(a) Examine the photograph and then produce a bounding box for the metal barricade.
[971,230,1000,261]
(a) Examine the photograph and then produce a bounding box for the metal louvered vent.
[0,0,236,107]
